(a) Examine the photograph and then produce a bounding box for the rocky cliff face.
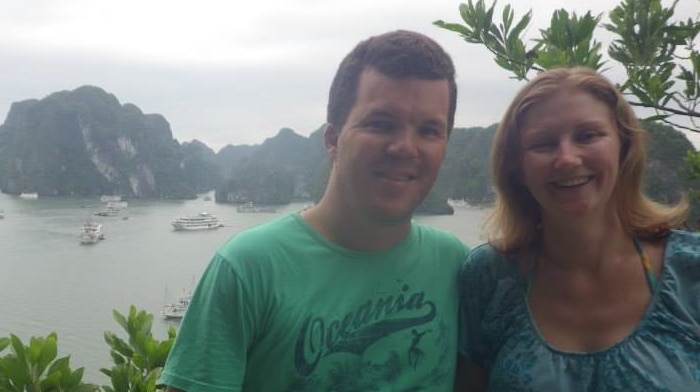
[0,86,194,199]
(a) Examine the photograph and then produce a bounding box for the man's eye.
[367,120,395,132]
[419,127,442,138]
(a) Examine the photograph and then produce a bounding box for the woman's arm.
[454,355,488,392]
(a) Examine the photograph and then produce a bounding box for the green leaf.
[36,332,59,376]
[0,337,9,353]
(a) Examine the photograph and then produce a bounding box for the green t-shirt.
[160,213,468,391]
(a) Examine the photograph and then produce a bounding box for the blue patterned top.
[459,230,700,391]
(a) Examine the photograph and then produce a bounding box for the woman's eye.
[578,131,600,143]
[526,141,554,151]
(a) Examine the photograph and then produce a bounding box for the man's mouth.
[375,171,416,182]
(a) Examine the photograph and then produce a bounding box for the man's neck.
[301,201,411,252]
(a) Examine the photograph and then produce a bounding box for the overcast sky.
[1,0,697,152]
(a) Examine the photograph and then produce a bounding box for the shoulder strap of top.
[633,236,657,292]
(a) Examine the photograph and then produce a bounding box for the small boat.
[171,212,222,231]
[79,220,105,245]
[19,192,38,200]
[107,201,128,209]
[94,205,120,217]
[447,198,469,208]
[100,195,122,203]
[236,201,276,213]
[161,291,192,320]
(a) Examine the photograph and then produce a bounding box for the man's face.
[326,68,450,225]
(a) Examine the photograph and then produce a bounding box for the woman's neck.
[539,213,632,272]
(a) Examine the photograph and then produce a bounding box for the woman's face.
[518,89,622,221]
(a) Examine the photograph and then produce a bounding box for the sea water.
[0,192,488,383]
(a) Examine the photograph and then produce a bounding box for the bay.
[0,192,489,384]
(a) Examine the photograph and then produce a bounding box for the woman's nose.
[553,141,582,169]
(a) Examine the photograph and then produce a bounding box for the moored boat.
[236,201,276,213]
[171,212,222,231]
[161,292,192,319]
[447,198,469,208]
[100,195,122,203]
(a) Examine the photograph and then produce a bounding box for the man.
[161,29,468,391]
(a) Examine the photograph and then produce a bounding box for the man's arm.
[159,254,252,390]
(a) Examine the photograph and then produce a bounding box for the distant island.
[0,85,697,219]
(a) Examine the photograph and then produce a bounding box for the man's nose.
[386,128,419,158]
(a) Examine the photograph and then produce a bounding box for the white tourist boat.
[161,292,192,320]
[79,220,105,245]
[171,212,222,231]
[19,192,38,200]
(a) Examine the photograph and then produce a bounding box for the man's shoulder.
[412,222,467,248]
[218,214,303,255]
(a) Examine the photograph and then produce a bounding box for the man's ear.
[324,123,339,157]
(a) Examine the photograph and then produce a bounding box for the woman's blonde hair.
[487,66,687,254]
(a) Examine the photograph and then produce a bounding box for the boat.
[107,201,128,209]
[19,192,38,200]
[100,195,122,203]
[0,210,4,219]
[79,220,105,245]
[236,201,277,213]
[171,212,223,231]
[94,205,120,217]
[161,290,192,320]
[447,198,469,208]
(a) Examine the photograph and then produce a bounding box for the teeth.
[554,176,590,188]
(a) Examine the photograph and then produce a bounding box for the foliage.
[100,306,176,392]
[215,127,327,204]
[0,333,98,391]
[434,125,498,204]
[0,307,176,392]
[435,0,700,215]
[181,140,220,193]
[434,0,700,132]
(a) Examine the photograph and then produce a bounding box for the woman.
[457,67,700,391]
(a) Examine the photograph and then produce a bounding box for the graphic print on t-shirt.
[293,282,450,390]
